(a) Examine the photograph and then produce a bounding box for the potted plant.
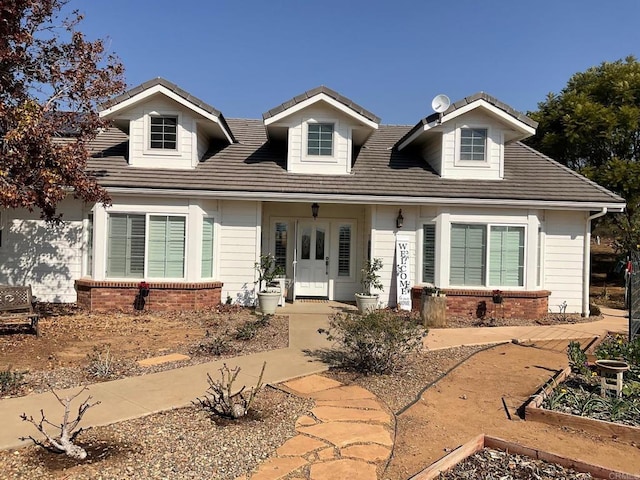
[255,254,284,315]
[355,258,383,313]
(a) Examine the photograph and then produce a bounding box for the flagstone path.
[238,374,394,480]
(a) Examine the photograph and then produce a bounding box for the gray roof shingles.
[86,118,624,206]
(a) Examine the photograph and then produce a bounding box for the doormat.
[296,297,330,303]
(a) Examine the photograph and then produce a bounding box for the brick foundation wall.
[411,287,551,320]
[75,279,223,312]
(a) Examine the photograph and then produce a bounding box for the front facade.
[0,79,625,317]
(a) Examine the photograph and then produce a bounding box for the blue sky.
[72,0,639,125]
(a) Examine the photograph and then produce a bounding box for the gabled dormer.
[263,86,379,175]
[100,78,234,169]
[396,93,537,180]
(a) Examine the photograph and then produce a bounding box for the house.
[0,78,625,318]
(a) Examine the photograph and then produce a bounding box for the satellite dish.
[431,94,451,113]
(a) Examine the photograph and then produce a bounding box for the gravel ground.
[0,387,313,480]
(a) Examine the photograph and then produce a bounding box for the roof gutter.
[102,187,626,212]
[583,207,608,317]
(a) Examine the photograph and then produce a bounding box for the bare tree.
[20,386,100,459]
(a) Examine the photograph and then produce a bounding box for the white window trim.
[454,123,492,167]
[105,212,189,281]
[335,220,356,283]
[302,118,339,163]
[448,222,527,289]
[143,109,182,156]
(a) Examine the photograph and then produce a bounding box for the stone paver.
[315,398,384,410]
[297,422,393,448]
[342,444,391,463]
[136,353,190,366]
[249,456,308,480]
[308,385,376,401]
[311,405,391,424]
[276,435,328,457]
[284,374,343,394]
[295,415,317,427]
[310,459,377,480]
[316,447,336,460]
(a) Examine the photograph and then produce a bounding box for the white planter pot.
[355,293,379,314]
[257,290,281,315]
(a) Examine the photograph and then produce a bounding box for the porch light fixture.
[311,203,319,220]
[396,209,404,229]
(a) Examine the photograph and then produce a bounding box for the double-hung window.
[107,213,186,279]
[150,116,177,150]
[307,123,333,156]
[450,224,524,287]
[459,128,487,161]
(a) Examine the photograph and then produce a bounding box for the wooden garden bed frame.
[410,433,640,479]
[524,365,640,443]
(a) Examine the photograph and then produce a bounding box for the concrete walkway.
[0,303,630,477]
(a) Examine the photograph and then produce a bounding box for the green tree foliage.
[527,56,640,250]
[0,0,125,220]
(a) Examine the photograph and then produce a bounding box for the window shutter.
[422,224,436,283]
[489,226,524,286]
[338,225,351,277]
[201,218,214,278]
[107,214,145,278]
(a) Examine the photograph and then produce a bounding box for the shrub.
[567,341,589,376]
[318,310,427,374]
[589,304,601,317]
[194,362,266,419]
[86,344,116,379]
[192,331,234,356]
[234,321,259,340]
[0,366,25,395]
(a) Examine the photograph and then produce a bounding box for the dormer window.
[460,128,487,161]
[307,123,333,156]
[150,116,178,150]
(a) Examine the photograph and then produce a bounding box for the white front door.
[296,221,329,297]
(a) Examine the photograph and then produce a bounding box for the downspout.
[583,208,607,316]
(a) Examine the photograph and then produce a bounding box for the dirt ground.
[384,340,640,479]
[0,305,274,373]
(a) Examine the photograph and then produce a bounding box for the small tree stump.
[421,295,446,328]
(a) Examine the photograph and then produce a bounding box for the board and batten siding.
[0,199,85,302]
[124,97,198,169]
[218,200,260,305]
[543,210,587,314]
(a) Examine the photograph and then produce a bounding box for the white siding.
[371,205,418,307]
[121,97,199,169]
[420,134,443,175]
[544,210,586,314]
[283,104,355,175]
[0,199,84,302]
[439,111,508,180]
[218,200,260,305]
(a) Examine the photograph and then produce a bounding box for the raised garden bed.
[524,368,640,442]
[410,434,639,479]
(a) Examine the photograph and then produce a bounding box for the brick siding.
[75,279,223,312]
[411,287,551,320]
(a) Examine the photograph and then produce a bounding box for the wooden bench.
[0,285,39,335]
